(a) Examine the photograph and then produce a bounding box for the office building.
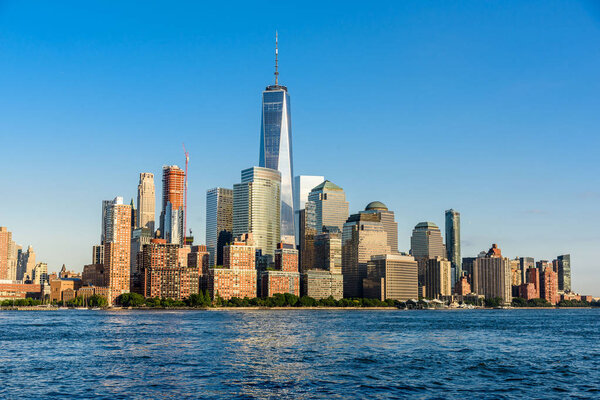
[293,175,324,245]
[556,254,571,292]
[137,172,156,232]
[519,257,535,287]
[313,226,342,274]
[259,36,295,245]
[305,180,350,234]
[363,254,418,301]
[424,257,452,299]
[160,165,185,245]
[510,258,522,286]
[301,269,344,300]
[362,202,398,254]
[92,245,104,265]
[472,244,512,304]
[207,234,257,300]
[206,188,233,267]
[342,213,390,298]
[445,209,461,283]
[101,200,112,244]
[103,197,132,303]
[233,167,281,257]
[410,222,446,291]
[31,262,48,286]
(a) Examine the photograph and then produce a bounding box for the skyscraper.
[342,213,390,298]
[556,254,571,292]
[137,172,156,232]
[293,175,324,245]
[101,199,112,244]
[445,209,461,283]
[17,245,35,282]
[233,167,281,257]
[305,180,350,234]
[362,201,398,253]
[103,197,132,303]
[259,34,295,245]
[519,257,535,286]
[472,244,512,304]
[0,227,12,280]
[425,256,452,299]
[410,222,446,259]
[160,165,185,245]
[206,188,233,267]
[410,222,446,293]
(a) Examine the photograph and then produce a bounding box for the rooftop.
[365,201,388,211]
[311,180,342,192]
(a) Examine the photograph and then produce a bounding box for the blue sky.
[1,1,599,294]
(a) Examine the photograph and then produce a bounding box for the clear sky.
[1,1,599,294]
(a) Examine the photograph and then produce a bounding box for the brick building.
[260,243,300,297]
[207,234,256,300]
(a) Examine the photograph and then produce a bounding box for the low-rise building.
[0,280,43,300]
[50,278,82,303]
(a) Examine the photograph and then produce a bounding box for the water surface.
[1,309,598,399]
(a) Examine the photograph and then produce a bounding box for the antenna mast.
[183,143,189,245]
[275,31,279,85]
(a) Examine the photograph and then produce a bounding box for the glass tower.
[445,209,461,284]
[259,34,295,245]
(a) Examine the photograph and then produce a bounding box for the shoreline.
[1,306,596,311]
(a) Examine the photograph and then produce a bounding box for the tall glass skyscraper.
[259,34,295,245]
[445,209,461,284]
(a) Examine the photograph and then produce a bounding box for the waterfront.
[1,310,599,399]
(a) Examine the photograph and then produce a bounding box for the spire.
[274,31,279,85]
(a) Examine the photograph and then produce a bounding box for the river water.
[0,309,598,399]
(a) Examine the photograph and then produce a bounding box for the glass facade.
[445,209,461,284]
[260,87,295,244]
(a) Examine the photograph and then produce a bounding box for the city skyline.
[1,2,599,295]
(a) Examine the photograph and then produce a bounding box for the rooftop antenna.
[182,143,189,245]
[275,31,279,85]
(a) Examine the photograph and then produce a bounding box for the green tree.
[116,293,146,307]
[511,297,527,307]
[484,297,504,308]
[88,295,108,308]
[299,295,316,307]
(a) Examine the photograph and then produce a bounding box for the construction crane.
[183,143,189,243]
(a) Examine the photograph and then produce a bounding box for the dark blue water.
[1,309,599,399]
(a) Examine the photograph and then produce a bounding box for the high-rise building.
[410,222,446,259]
[526,267,540,298]
[556,254,571,292]
[31,262,48,286]
[410,222,446,292]
[206,188,233,267]
[103,197,132,303]
[362,201,398,254]
[305,181,349,234]
[137,172,156,232]
[519,257,535,287]
[17,245,36,282]
[363,254,418,301]
[301,180,349,272]
[342,213,390,298]
[130,198,137,229]
[472,244,512,304]
[259,34,295,245]
[160,165,185,245]
[92,244,104,265]
[206,234,257,300]
[233,167,281,257]
[101,200,112,244]
[0,227,12,280]
[142,239,199,300]
[131,227,152,276]
[445,209,461,283]
[313,226,342,274]
[293,175,324,245]
[510,258,522,286]
[301,269,344,300]
[539,266,558,305]
[424,257,452,299]
[260,242,301,297]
